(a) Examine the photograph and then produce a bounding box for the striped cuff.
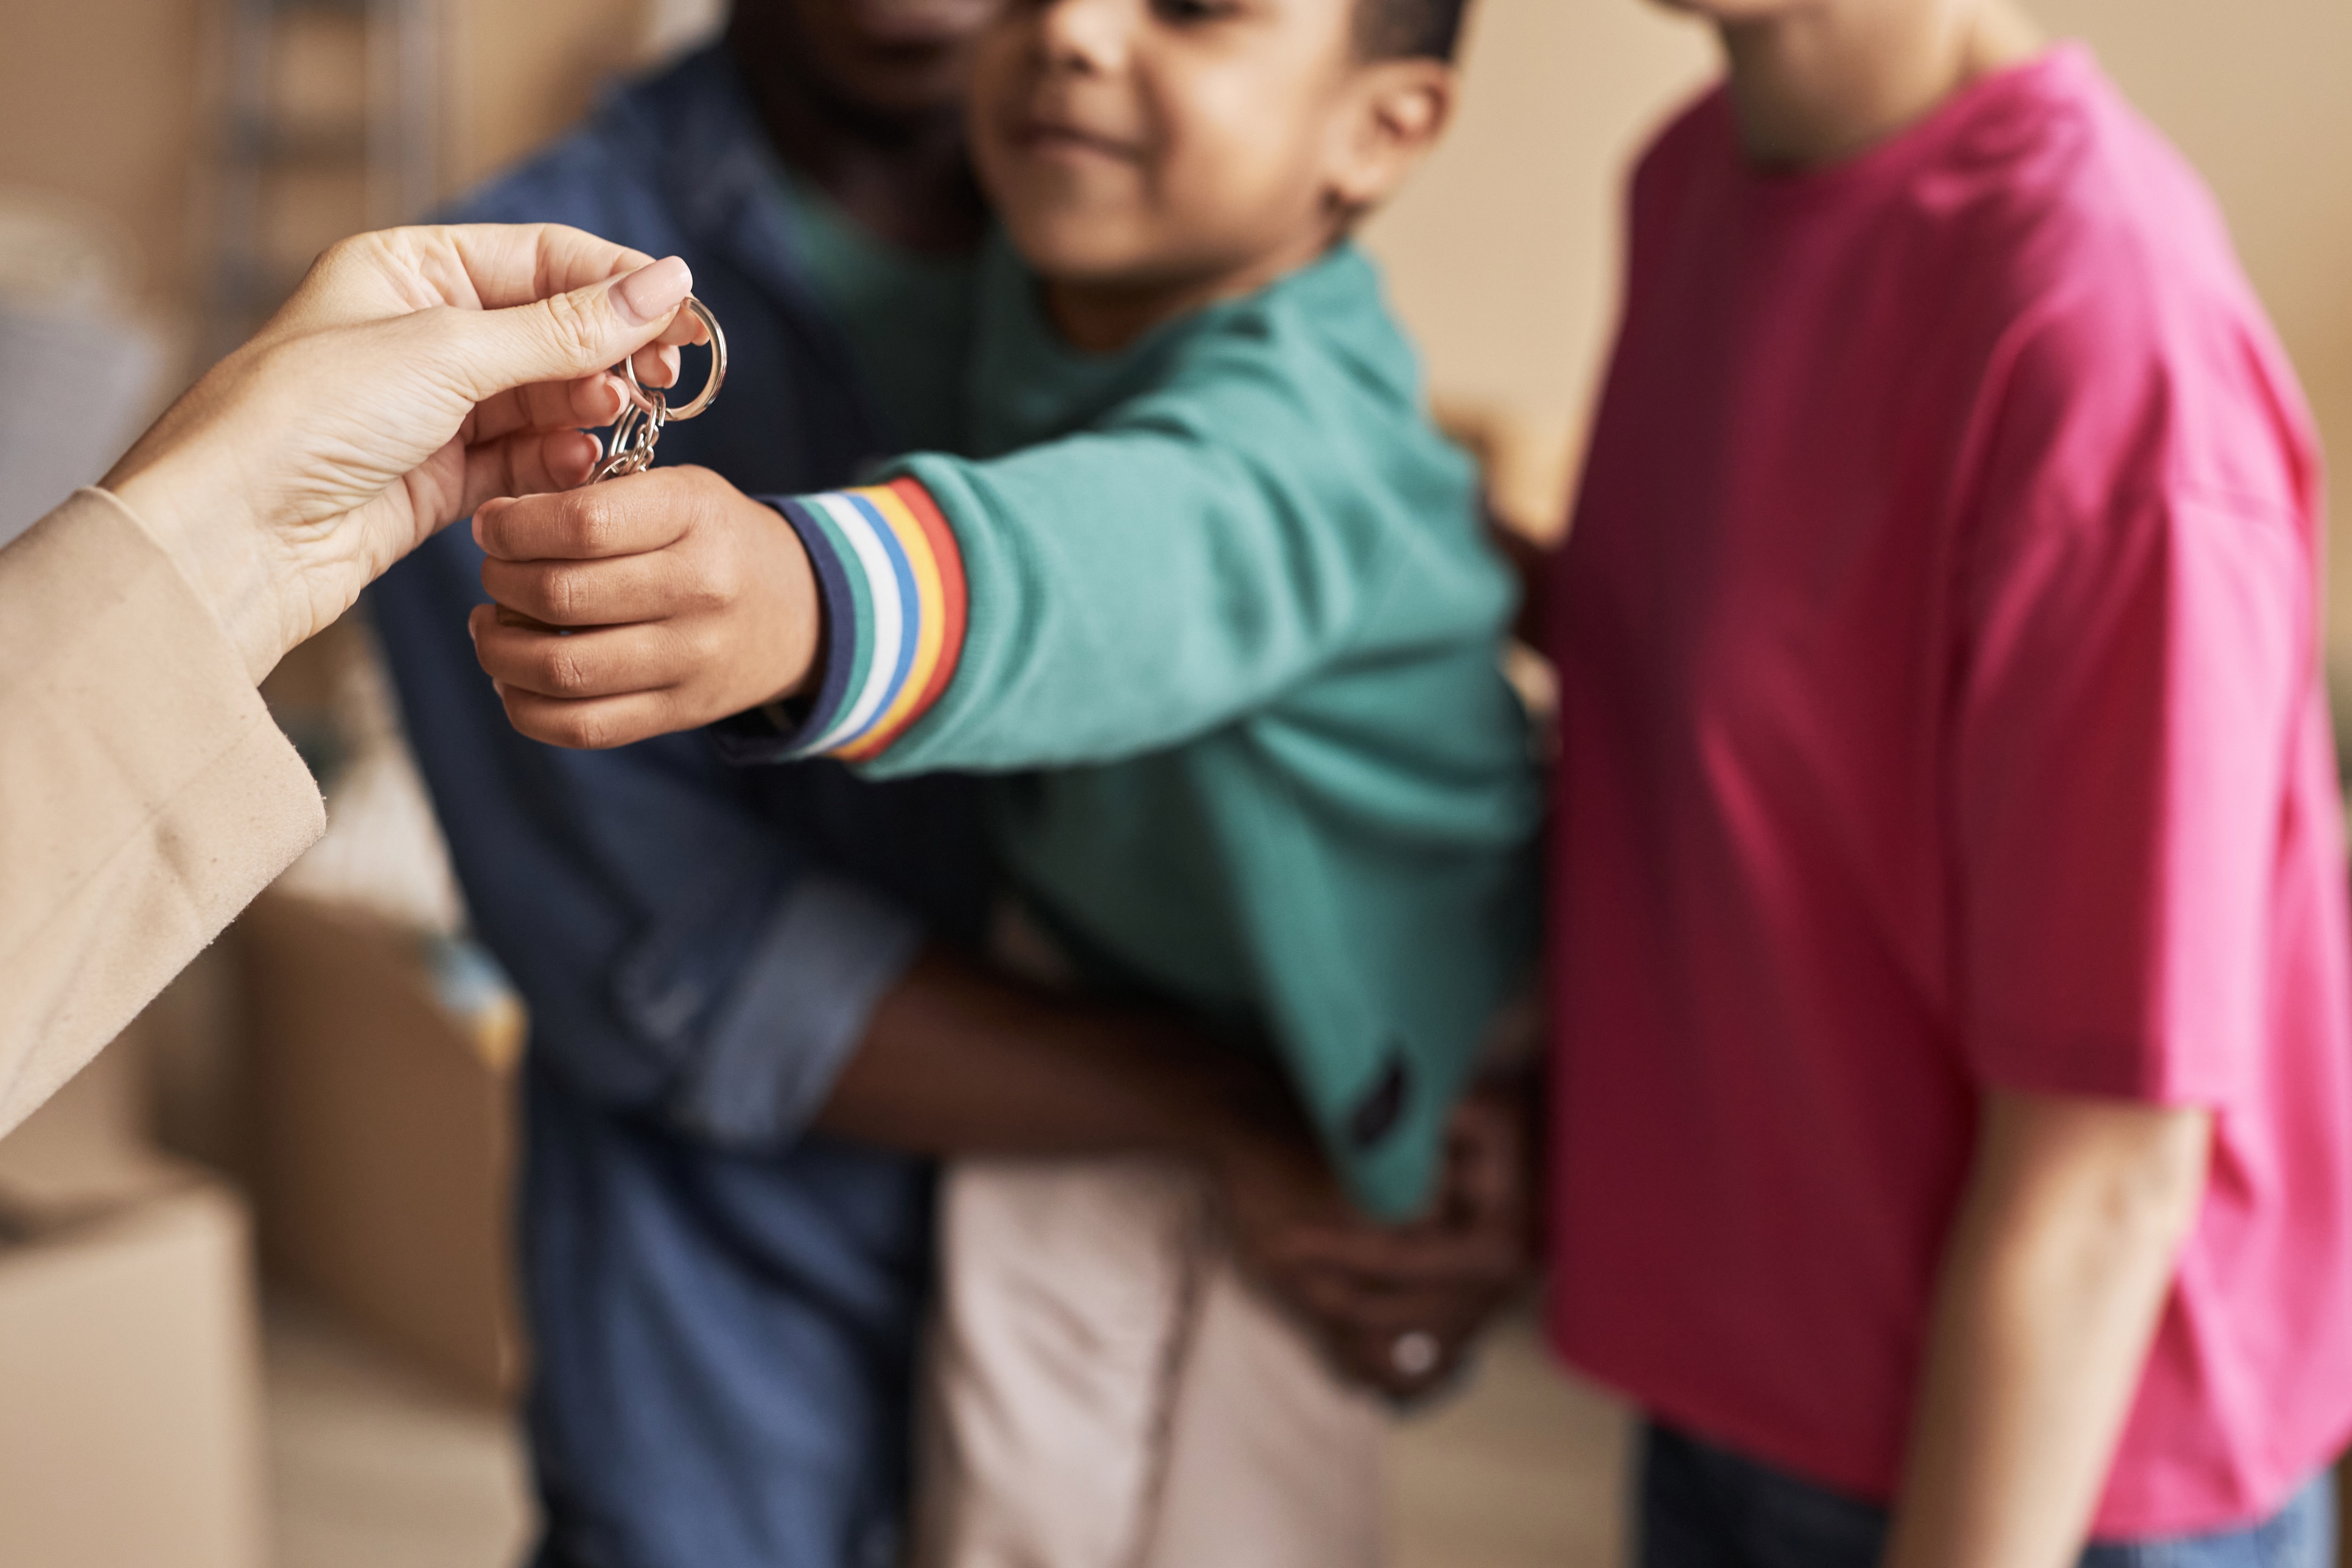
[757,477,967,761]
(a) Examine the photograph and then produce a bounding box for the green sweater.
[747,239,1540,1217]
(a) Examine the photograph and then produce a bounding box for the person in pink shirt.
[1545,2,2352,1564]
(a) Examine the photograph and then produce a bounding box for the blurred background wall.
[0,0,640,360]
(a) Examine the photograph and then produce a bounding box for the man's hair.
[1355,0,1472,63]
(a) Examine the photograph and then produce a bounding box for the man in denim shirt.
[378,4,1538,1564]
[369,6,998,1564]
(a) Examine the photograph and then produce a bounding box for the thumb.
[441,254,695,403]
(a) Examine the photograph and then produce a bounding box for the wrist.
[719,491,824,713]
[761,496,824,706]
[1056,1012,1254,1170]
[105,455,289,685]
[1166,1052,1297,1177]
[763,478,962,760]
[1185,1097,1256,1176]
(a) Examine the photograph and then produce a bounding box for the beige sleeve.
[0,488,325,1137]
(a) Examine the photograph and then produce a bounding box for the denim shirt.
[368,44,988,1568]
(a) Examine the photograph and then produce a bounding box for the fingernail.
[612,256,692,327]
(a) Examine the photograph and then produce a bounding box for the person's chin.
[833,54,971,119]
[841,0,1000,49]
[1001,214,1153,290]
[987,165,1147,257]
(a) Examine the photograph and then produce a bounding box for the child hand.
[467,466,824,749]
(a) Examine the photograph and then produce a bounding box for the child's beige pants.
[910,1156,1387,1568]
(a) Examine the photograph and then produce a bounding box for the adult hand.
[102,223,708,682]
[467,464,824,749]
[1260,1082,1539,1399]
[1205,1113,1365,1290]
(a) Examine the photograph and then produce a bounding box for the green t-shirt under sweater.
[768,165,978,454]
[866,240,1542,1219]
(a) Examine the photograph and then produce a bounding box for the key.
[591,293,728,483]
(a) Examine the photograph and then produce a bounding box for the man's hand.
[1223,1082,1539,1399]
[467,465,824,749]
[814,946,1538,1402]
[1203,1113,1364,1289]
[103,223,707,681]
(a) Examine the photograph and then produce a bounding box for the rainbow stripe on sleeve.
[770,477,967,761]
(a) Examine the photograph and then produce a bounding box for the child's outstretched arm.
[466,415,1511,769]
[1883,1091,2211,1568]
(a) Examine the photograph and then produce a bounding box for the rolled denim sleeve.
[373,509,960,1158]
[642,871,923,1147]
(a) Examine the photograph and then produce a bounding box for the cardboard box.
[0,1073,269,1568]
[239,889,522,1403]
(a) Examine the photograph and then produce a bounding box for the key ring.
[617,295,727,421]
[592,294,728,483]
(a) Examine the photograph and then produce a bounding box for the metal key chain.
[591,293,729,483]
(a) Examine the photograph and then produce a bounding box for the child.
[1546,2,2352,1565]
[467,0,1537,1563]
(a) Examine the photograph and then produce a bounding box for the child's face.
[968,0,1445,294]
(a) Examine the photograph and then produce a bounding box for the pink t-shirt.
[1546,46,2352,1536]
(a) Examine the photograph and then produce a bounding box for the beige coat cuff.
[0,488,326,1136]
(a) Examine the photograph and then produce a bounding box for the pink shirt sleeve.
[1953,317,2317,1106]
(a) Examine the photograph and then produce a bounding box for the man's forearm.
[812,947,1279,1163]
[1883,1091,2213,1568]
